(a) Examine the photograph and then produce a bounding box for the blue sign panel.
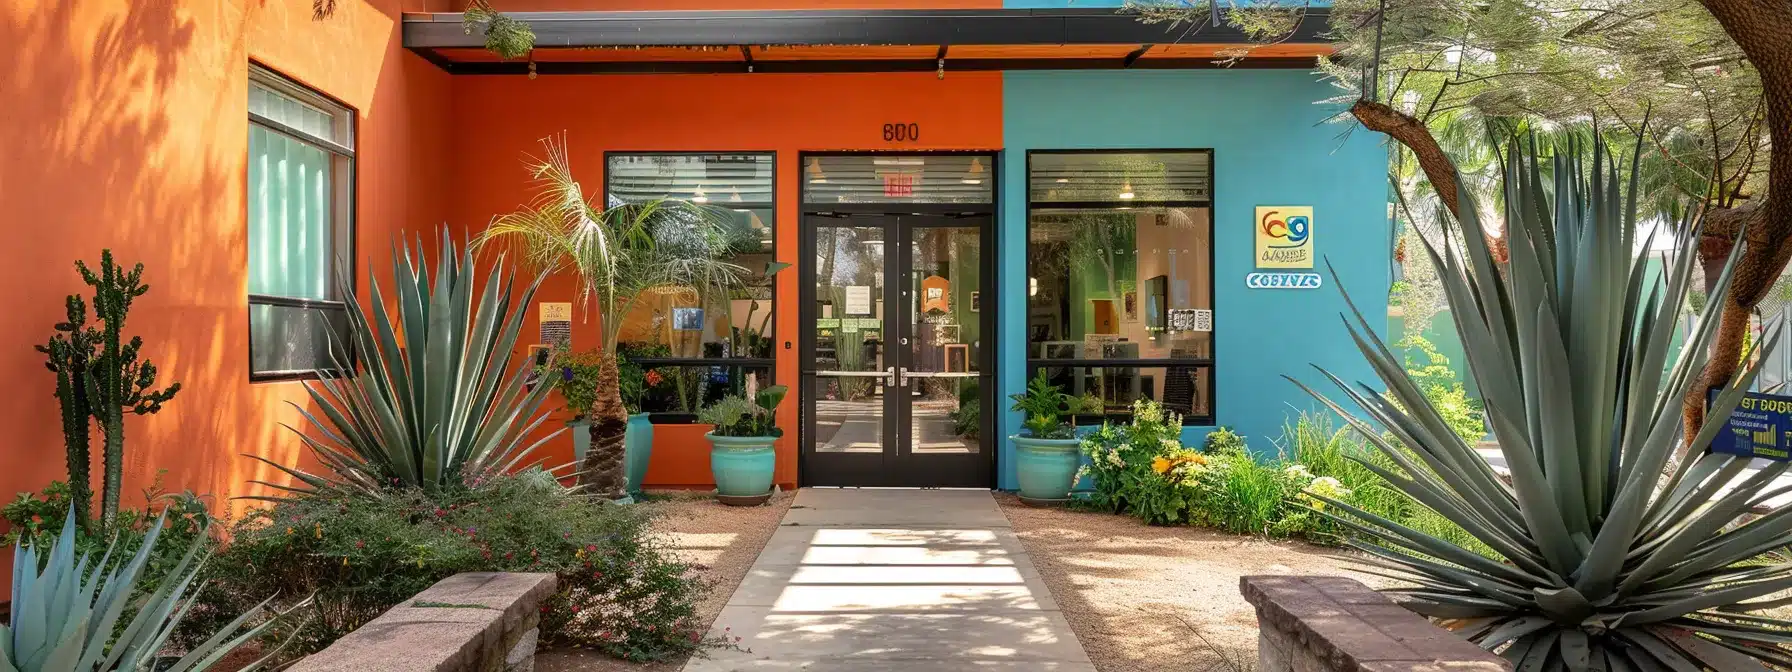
[1709,389,1792,461]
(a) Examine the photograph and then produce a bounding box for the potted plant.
[548,345,655,498]
[1008,371,1097,505]
[698,383,788,506]
[480,136,749,498]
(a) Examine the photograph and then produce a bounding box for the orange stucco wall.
[0,0,452,585]
[448,72,1004,489]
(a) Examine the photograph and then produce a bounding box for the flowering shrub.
[183,471,717,663]
[1077,399,1183,515]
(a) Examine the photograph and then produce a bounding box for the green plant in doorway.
[36,250,180,526]
[1293,135,1792,668]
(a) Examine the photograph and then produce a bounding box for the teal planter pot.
[707,432,776,499]
[568,418,592,467]
[1012,435,1083,504]
[624,413,653,495]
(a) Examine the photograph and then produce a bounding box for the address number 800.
[882,123,920,142]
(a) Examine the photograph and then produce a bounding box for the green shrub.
[3,477,217,597]
[1201,426,1246,456]
[187,472,715,663]
[1393,335,1485,444]
[1076,399,1183,516]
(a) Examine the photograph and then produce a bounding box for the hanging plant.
[463,0,536,61]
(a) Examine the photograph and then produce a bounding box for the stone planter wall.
[291,572,557,672]
[1240,575,1510,672]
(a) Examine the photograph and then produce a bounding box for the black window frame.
[600,151,780,395]
[1024,148,1217,426]
[247,63,357,383]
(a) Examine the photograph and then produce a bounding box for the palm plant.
[479,135,749,497]
[250,232,558,498]
[1295,135,1792,668]
[4,511,303,671]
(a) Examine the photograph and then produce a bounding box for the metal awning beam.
[403,7,1330,49]
[429,56,1322,75]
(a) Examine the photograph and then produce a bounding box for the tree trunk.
[580,353,629,498]
[1680,0,1791,447]
[1352,98,1464,220]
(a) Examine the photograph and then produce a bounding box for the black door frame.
[796,152,998,488]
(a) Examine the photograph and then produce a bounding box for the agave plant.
[1294,135,1792,668]
[3,511,301,671]
[249,232,559,498]
[479,135,755,498]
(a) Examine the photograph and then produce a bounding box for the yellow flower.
[285,527,294,536]
[315,522,323,539]
[1152,457,1172,474]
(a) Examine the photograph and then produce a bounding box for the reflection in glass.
[907,226,982,454]
[606,153,777,362]
[813,226,886,453]
[1028,365,1212,420]
[1027,205,1213,416]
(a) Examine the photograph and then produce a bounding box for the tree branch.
[1352,98,1463,220]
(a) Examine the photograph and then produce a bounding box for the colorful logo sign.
[1255,206,1315,268]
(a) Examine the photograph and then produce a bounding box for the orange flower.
[1152,457,1172,474]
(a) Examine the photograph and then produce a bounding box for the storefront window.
[1026,150,1214,424]
[606,153,775,413]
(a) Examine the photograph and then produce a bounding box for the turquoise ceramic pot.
[567,418,592,467]
[624,413,654,495]
[1012,435,1083,502]
[707,432,776,497]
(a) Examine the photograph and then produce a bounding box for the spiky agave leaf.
[270,228,561,497]
[1,509,305,671]
[1301,134,1792,668]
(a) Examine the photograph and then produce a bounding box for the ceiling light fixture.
[807,157,827,184]
[1118,179,1136,200]
[692,187,708,203]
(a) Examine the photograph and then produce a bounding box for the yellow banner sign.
[1255,206,1314,269]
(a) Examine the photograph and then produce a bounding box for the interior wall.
[0,0,452,586]
[1000,69,1390,487]
[447,71,1003,489]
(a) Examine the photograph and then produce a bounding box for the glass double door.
[800,214,993,488]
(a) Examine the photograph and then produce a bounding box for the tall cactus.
[79,251,180,522]
[37,251,182,525]
[36,295,99,526]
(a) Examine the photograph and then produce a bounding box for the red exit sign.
[883,174,916,197]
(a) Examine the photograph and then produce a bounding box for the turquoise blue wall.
[997,69,1390,489]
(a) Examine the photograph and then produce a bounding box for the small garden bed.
[536,490,794,672]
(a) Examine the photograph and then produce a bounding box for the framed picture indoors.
[944,344,971,373]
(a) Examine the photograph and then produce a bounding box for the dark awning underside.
[403,7,1333,74]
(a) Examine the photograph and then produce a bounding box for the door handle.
[897,367,909,387]
[885,366,899,388]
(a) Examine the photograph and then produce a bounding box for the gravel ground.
[996,493,1387,672]
[536,490,795,672]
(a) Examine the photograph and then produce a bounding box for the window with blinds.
[247,65,355,380]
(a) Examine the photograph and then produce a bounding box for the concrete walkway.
[685,489,1094,671]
